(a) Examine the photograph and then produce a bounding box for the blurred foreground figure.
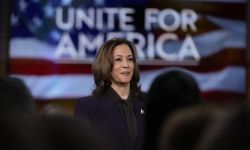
[0,77,46,150]
[40,114,109,150]
[0,76,36,113]
[195,105,250,150]
[159,106,218,150]
[144,69,202,150]
[0,112,47,150]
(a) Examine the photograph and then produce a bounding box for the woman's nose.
[122,60,129,67]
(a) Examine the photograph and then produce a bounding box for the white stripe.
[11,74,95,99]
[140,66,246,93]
[207,16,246,34]
[12,66,245,99]
[10,38,57,61]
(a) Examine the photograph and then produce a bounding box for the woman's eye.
[115,58,121,61]
[128,58,134,61]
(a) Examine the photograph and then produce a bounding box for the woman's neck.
[111,83,130,100]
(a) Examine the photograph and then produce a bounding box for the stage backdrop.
[10,0,246,101]
[0,0,11,76]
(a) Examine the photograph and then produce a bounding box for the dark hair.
[148,69,201,105]
[144,69,202,150]
[92,38,142,98]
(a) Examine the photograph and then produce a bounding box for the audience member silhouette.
[0,112,48,150]
[144,69,202,150]
[194,104,250,150]
[0,76,36,113]
[40,114,110,150]
[0,77,112,150]
[159,106,217,150]
[0,77,46,150]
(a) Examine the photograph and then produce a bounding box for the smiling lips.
[120,71,130,75]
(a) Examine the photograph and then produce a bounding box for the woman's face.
[111,44,134,86]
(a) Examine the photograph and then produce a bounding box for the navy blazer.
[74,88,145,150]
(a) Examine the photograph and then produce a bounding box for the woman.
[74,38,145,150]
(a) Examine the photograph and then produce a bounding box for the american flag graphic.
[10,0,246,101]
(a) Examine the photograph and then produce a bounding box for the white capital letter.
[181,9,198,32]
[56,7,74,30]
[55,33,77,58]
[178,35,200,60]
[145,8,159,31]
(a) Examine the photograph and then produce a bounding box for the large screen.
[10,0,247,101]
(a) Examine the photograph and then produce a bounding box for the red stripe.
[10,59,92,75]
[203,91,246,103]
[200,48,246,66]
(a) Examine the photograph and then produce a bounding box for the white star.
[11,14,19,26]
[32,16,43,27]
[50,30,61,41]
[94,0,105,5]
[19,0,28,12]
[44,3,54,18]
[28,23,37,32]
[62,0,72,6]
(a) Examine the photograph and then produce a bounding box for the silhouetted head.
[0,76,35,113]
[144,69,202,150]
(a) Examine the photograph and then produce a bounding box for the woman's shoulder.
[77,95,94,101]
[76,94,107,105]
[74,95,99,114]
[76,95,97,105]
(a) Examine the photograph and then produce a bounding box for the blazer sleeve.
[74,97,92,120]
